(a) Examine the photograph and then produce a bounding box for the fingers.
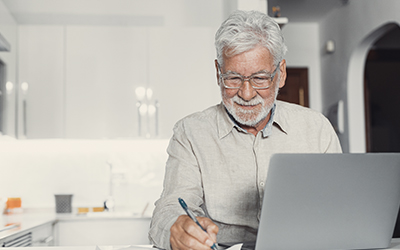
[170,215,218,250]
[199,217,219,243]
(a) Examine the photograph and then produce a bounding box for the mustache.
[231,95,264,106]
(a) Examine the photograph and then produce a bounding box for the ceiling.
[2,0,348,25]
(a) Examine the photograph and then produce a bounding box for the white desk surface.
[5,246,156,250]
[2,239,400,250]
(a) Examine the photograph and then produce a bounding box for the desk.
[2,246,154,250]
[3,240,400,250]
[391,239,400,249]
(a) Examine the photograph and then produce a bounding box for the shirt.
[149,101,342,249]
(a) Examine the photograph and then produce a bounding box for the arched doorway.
[347,22,400,153]
[365,26,400,152]
[364,25,400,238]
[348,22,400,238]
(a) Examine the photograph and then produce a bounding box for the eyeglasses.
[218,62,280,90]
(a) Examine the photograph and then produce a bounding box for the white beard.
[222,84,279,127]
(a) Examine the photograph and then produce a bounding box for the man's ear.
[278,59,287,89]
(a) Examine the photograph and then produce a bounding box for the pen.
[178,197,218,250]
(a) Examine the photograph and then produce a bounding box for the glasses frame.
[218,61,281,90]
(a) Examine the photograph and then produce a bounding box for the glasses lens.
[251,74,271,87]
[223,75,242,88]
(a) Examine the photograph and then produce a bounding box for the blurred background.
[1,0,400,246]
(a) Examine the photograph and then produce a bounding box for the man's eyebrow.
[223,69,272,75]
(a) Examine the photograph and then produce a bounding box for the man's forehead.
[221,46,274,71]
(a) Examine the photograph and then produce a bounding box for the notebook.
[253,153,400,250]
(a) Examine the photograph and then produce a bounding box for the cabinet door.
[65,26,147,139]
[148,27,220,138]
[18,25,65,138]
[31,221,55,246]
[55,218,151,246]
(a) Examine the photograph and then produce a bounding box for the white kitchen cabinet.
[55,217,151,246]
[17,25,221,139]
[148,27,220,138]
[0,220,55,247]
[64,26,147,139]
[31,221,55,246]
[18,25,65,139]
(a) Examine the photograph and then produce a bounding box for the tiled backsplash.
[0,139,169,216]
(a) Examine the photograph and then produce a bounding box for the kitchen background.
[0,0,328,213]
[0,0,400,245]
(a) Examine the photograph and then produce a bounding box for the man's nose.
[238,79,257,101]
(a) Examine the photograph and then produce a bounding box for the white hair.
[215,10,287,67]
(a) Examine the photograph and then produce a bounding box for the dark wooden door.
[365,49,400,152]
[278,68,309,107]
[364,49,400,238]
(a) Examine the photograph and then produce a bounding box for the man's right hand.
[170,215,219,250]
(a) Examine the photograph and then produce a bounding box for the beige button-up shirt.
[149,101,342,249]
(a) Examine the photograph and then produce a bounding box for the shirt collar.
[217,103,237,139]
[261,104,276,138]
[217,101,288,139]
[272,101,289,135]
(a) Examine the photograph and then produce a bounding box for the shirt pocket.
[202,169,259,226]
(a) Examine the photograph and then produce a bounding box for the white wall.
[319,0,400,152]
[0,139,169,215]
[3,0,332,138]
[14,2,223,140]
[283,23,321,112]
[0,1,17,137]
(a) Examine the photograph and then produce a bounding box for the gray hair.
[215,10,287,67]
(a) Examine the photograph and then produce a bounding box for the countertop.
[0,211,151,241]
[0,213,55,240]
[1,246,155,250]
[3,212,400,249]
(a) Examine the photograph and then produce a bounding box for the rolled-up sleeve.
[148,120,206,250]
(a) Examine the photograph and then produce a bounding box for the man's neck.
[239,112,271,136]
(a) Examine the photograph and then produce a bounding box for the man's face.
[216,46,286,127]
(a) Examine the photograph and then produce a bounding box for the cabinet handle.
[23,99,27,137]
[32,235,53,244]
[41,236,54,244]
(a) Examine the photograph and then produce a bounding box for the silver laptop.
[255,153,400,250]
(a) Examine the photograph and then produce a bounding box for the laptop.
[253,153,400,250]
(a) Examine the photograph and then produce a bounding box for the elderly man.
[149,10,342,250]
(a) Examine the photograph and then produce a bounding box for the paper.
[95,245,154,250]
[224,243,243,250]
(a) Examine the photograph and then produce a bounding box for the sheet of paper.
[225,243,243,250]
[96,245,154,250]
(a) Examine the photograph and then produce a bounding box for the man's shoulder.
[173,104,222,130]
[276,100,324,117]
[181,104,220,121]
[275,100,333,130]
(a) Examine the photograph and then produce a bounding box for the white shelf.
[273,17,289,28]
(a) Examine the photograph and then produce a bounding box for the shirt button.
[260,182,265,187]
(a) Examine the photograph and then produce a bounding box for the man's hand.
[170,215,219,250]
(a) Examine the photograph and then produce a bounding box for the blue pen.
[178,198,218,250]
